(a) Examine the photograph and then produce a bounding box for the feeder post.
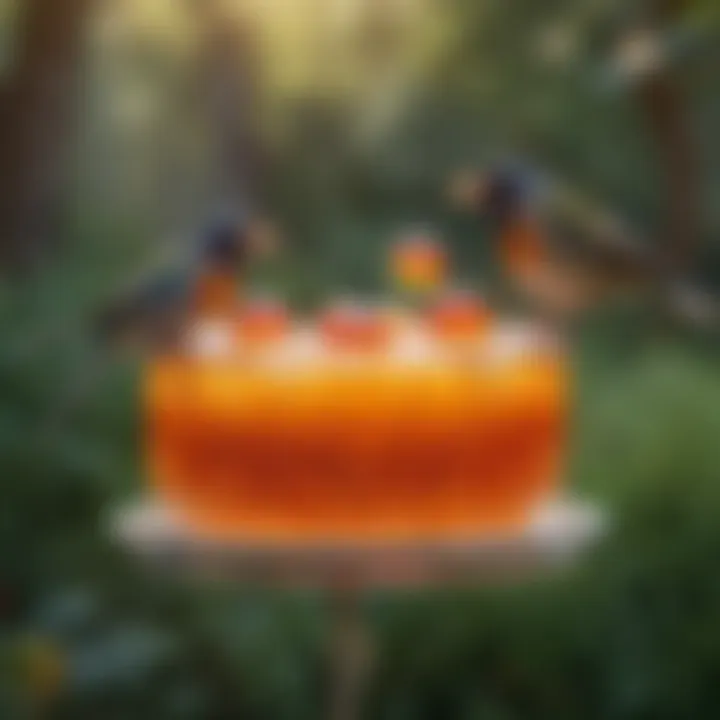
[327,584,374,720]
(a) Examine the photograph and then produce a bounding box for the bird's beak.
[446,170,489,213]
[247,219,281,259]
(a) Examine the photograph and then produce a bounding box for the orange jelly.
[320,303,392,352]
[146,327,567,543]
[429,291,491,342]
[237,298,288,345]
[391,235,447,292]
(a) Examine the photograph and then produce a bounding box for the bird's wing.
[538,181,656,280]
[96,269,195,344]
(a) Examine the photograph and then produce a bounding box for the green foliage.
[2,229,720,719]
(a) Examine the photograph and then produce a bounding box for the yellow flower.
[17,636,66,702]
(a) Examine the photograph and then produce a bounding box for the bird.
[446,161,714,326]
[96,210,278,352]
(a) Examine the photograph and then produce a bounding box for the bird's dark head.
[447,164,532,228]
[200,211,278,270]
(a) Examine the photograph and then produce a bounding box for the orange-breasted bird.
[96,210,277,351]
[447,161,705,323]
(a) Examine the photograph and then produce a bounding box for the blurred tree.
[0,0,93,270]
[617,0,702,273]
[191,0,268,212]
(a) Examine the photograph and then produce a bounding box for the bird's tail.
[664,281,720,333]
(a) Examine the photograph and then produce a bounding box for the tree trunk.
[636,70,699,272]
[0,0,92,271]
[193,0,268,213]
[633,0,700,274]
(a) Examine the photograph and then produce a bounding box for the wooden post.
[327,585,373,720]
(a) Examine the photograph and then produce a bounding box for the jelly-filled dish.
[146,293,566,543]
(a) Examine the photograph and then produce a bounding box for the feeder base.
[111,496,605,589]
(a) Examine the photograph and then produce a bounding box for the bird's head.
[200,211,279,271]
[447,164,531,228]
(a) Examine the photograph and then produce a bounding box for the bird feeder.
[115,238,604,720]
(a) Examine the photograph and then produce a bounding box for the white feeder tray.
[112,497,606,720]
[111,497,605,589]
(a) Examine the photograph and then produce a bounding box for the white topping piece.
[185,320,234,359]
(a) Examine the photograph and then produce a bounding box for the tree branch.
[631,0,701,273]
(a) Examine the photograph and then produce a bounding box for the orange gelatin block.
[146,342,567,543]
[237,298,288,345]
[429,290,491,341]
[320,304,392,352]
[390,235,446,292]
